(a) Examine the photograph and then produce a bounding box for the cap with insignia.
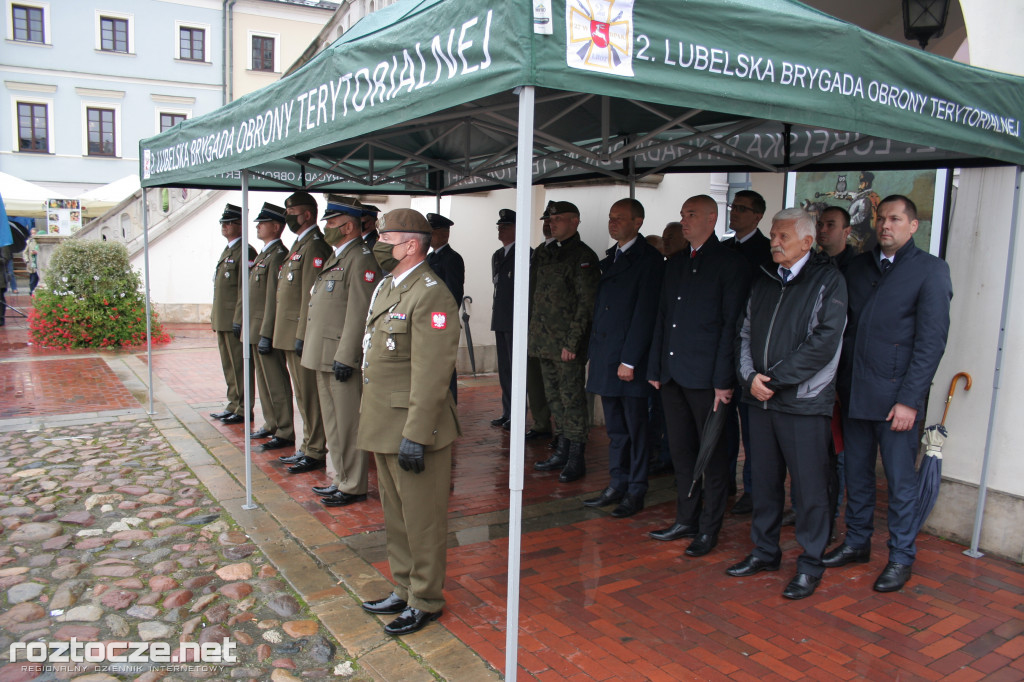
[218,203,242,223]
[380,208,431,235]
[284,191,317,210]
[323,195,364,220]
[548,201,580,217]
[361,204,380,217]
[426,213,454,230]
[497,208,516,225]
[254,202,286,223]
[539,200,557,220]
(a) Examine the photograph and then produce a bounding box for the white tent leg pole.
[240,171,256,510]
[141,188,155,415]
[964,165,1022,558]
[504,84,534,682]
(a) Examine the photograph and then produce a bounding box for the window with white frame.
[7,1,49,44]
[81,101,121,157]
[94,10,133,54]
[12,97,53,153]
[175,21,210,62]
[250,32,279,73]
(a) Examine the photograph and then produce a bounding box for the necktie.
[690,249,697,259]
[614,248,623,263]
[781,268,792,283]
[881,259,892,272]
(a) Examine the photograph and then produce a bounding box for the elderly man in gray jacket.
[726,207,848,600]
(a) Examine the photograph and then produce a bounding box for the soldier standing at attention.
[358,209,460,636]
[273,192,331,474]
[529,201,600,483]
[210,203,256,425]
[361,205,380,246]
[302,196,380,507]
[426,212,465,403]
[248,203,295,451]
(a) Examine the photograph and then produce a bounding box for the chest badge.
[287,272,294,282]
[326,280,335,293]
[386,337,396,351]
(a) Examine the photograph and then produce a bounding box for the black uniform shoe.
[583,487,623,508]
[384,607,441,635]
[312,484,338,496]
[490,416,509,427]
[524,429,551,440]
[210,410,233,419]
[648,523,698,542]
[278,451,305,464]
[287,456,325,473]
[259,437,294,451]
[873,562,912,592]
[547,436,560,450]
[321,491,368,507]
[822,543,871,568]
[219,414,245,425]
[610,495,644,518]
[731,492,753,515]
[684,533,718,557]
[783,573,821,600]
[249,428,273,439]
[362,592,408,615]
[726,555,780,577]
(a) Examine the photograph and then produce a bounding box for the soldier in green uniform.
[528,201,600,482]
[247,202,295,451]
[273,192,331,473]
[210,204,256,425]
[357,209,460,636]
[301,196,380,506]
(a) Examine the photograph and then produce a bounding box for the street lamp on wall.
[902,0,951,50]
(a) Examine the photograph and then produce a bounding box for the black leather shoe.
[583,487,623,508]
[547,436,560,450]
[384,607,441,635]
[312,484,338,496]
[781,509,796,527]
[250,428,273,439]
[685,533,718,557]
[278,451,305,464]
[287,456,325,473]
[822,543,871,568]
[611,495,644,518]
[322,491,368,507]
[260,437,294,451]
[873,561,912,592]
[731,492,753,515]
[210,410,233,420]
[220,414,245,425]
[524,429,550,440]
[726,555,780,577]
[648,523,698,542]
[490,416,509,427]
[362,592,407,615]
[783,572,821,600]
[502,419,511,431]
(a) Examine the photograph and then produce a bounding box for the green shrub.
[29,240,170,349]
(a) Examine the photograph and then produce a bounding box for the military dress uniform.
[273,223,331,463]
[212,208,257,420]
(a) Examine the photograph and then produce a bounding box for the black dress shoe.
[502,420,511,431]
[781,509,797,527]
[210,410,233,420]
[524,429,551,440]
[582,487,623,508]
[490,416,509,427]
[219,414,245,425]
[384,607,441,635]
[685,533,718,557]
[260,437,294,451]
[312,484,338,496]
[726,554,780,577]
[822,543,871,568]
[783,573,821,600]
[731,492,753,515]
[611,495,644,518]
[322,491,368,507]
[278,451,305,464]
[287,456,325,473]
[249,428,273,439]
[362,592,408,615]
[873,561,912,592]
[648,523,699,542]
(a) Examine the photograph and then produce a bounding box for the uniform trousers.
[315,370,368,494]
[253,346,294,441]
[538,358,588,442]
[602,395,649,499]
[526,355,551,433]
[659,381,730,536]
[374,444,452,613]
[284,350,327,459]
[842,414,921,565]
[495,331,513,420]
[748,409,831,577]
[216,331,251,417]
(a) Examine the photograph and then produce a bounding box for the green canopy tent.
[139,0,1024,677]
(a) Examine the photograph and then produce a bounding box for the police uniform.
[273,194,331,464]
[426,212,465,403]
[301,197,380,500]
[212,204,256,420]
[248,203,294,445]
[357,209,460,618]
[362,205,380,246]
[491,209,522,423]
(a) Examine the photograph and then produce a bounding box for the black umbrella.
[460,296,476,374]
[688,401,729,498]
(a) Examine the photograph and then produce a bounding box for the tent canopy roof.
[139,0,1024,192]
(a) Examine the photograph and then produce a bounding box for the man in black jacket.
[727,208,848,599]
[490,209,523,427]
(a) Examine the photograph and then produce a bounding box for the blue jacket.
[838,240,953,420]
[586,236,664,397]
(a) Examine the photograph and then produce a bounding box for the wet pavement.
[1,314,1023,681]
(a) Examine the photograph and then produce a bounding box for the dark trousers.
[29,273,39,295]
[602,395,649,499]
[495,331,513,420]
[726,401,754,494]
[748,409,832,577]
[538,358,588,442]
[660,381,729,536]
[842,414,921,565]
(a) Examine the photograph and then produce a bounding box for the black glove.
[294,339,304,357]
[257,336,272,355]
[333,361,353,383]
[397,438,425,474]
[232,323,242,339]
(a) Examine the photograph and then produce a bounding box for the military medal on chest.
[287,272,294,281]
[326,280,335,293]
[386,337,396,351]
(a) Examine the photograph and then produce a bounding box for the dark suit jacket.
[839,240,953,420]
[648,234,751,390]
[491,243,529,332]
[427,244,465,306]
[587,237,664,397]
[723,229,771,274]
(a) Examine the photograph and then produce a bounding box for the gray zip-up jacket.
[736,252,848,416]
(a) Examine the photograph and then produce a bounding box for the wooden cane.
[941,372,972,426]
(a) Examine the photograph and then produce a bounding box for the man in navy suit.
[824,195,952,593]
[584,199,665,518]
[490,209,525,427]
[647,195,751,557]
